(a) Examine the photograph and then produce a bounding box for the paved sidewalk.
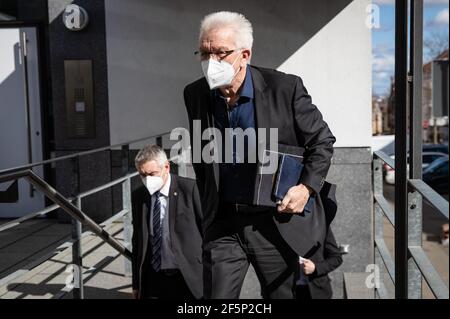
[0,219,261,299]
[0,222,127,299]
[0,218,71,280]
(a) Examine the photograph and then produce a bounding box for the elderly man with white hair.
[184,11,336,299]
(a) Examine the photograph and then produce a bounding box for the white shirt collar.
[158,173,171,197]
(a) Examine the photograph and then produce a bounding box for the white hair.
[135,144,168,170]
[199,11,253,50]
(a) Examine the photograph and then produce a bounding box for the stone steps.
[0,222,132,299]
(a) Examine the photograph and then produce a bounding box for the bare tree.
[424,29,449,62]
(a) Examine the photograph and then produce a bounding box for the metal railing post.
[122,178,133,277]
[408,191,422,298]
[72,155,81,195]
[394,0,409,299]
[121,144,133,276]
[407,0,424,300]
[71,196,84,299]
[409,0,423,180]
[69,156,81,222]
[121,144,130,175]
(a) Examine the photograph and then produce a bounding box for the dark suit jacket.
[183,65,336,257]
[131,174,204,299]
[303,228,343,299]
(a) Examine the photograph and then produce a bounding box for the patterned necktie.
[150,191,162,272]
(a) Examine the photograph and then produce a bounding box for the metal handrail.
[78,172,140,199]
[0,132,188,298]
[0,131,170,176]
[0,149,183,235]
[408,179,449,219]
[374,237,396,283]
[374,194,395,226]
[372,150,449,299]
[0,202,60,233]
[0,130,170,242]
[0,172,136,234]
[374,151,448,219]
[0,169,132,260]
[0,150,184,250]
[374,150,395,170]
[409,246,449,299]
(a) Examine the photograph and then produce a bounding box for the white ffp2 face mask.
[201,52,241,90]
[141,175,164,195]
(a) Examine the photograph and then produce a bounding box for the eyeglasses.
[194,49,238,61]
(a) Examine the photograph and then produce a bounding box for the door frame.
[0,20,53,209]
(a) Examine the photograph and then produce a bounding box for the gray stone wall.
[326,147,373,299]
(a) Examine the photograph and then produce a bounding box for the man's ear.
[242,49,251,65]
[165,161,170,174]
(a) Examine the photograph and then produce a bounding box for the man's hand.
[277,183,313,213]
[302,258,316,275]
[132,289,139,299]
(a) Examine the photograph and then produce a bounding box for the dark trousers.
[140,249,195,299]
[203,206,298,299]
[140,269,195,299]
[296,285,312,299]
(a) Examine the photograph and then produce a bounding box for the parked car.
[384,152,448,184]
[422,156,449,194]
[423,143,448,154]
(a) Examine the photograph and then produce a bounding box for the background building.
[384,49,449,142]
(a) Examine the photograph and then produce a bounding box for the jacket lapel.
[140,191,151,269]
[168,174,178,249]
[250,66,271,151]
[206,90,220,191]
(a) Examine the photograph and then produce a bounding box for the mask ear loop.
[229,49,243,80]
[162,169,168,186]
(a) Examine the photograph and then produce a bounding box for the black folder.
[253,144,313,210]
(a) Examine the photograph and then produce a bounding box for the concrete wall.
[105,0,371,148]
[48,0,112,222]
[277,0,372,148]
[104,0,373,298]
[326,148,373,298]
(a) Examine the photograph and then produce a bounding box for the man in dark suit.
[296,228,343,299]
[183,12,336,299]
[297,182,341,299]
[131,145,203,299]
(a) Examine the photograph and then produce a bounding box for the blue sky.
[372,0,449,96]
